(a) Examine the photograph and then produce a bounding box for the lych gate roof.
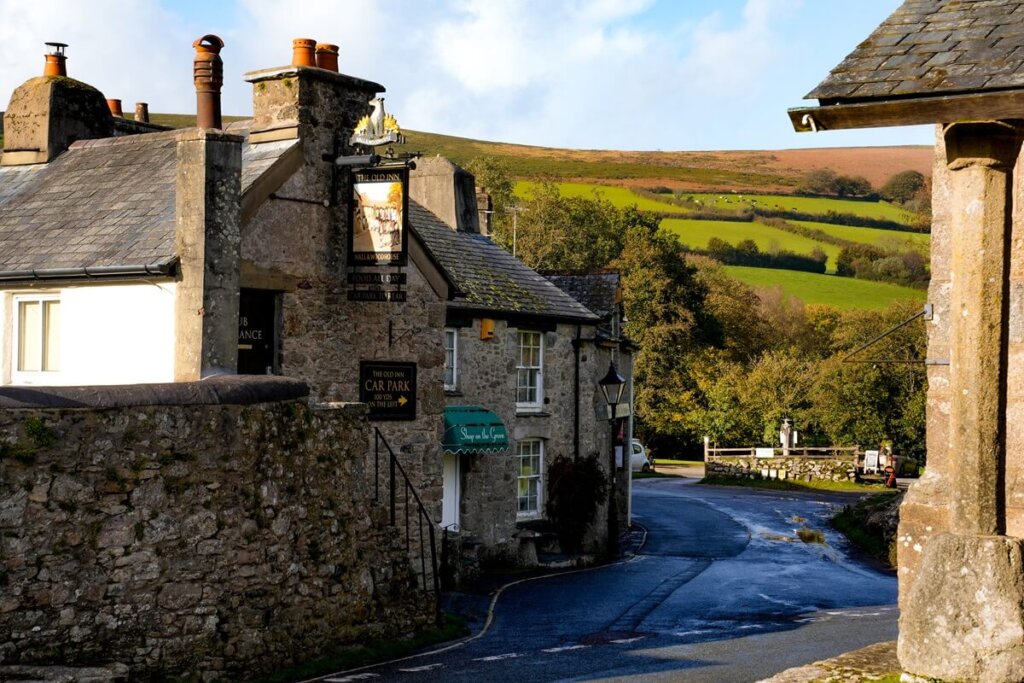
[409,203,598,323]
[790,0,1024,132]
[808,0,1024,103]
[0,128,298,279]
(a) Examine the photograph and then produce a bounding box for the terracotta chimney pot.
[192,34,225,129]
[107,98,123,117]
[292,38,316,67]
[135,102,150,123]
[43,41,68,77]
[315,43,339,72]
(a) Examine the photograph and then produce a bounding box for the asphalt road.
[311,478,898,683]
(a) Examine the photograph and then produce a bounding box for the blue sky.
[0,0,933,151]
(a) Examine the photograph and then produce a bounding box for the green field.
[664,218,841,271]
[724,266,926,309]
[683,192,914,223]
[792,220,930,253]
[516,181,690,213]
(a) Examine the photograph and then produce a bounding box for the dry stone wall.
[0,378,433,680]
[707,455,857,482]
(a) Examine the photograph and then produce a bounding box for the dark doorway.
[238,288,280,375]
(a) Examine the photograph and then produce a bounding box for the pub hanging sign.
[349,166,409,268]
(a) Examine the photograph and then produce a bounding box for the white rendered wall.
[1,282,176,386]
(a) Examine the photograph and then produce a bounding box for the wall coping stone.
[0,375,310,409]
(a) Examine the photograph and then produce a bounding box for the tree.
[834,174,874,198]
[880,170,925,204]
[510,181,638,273]
[465,156,516,247]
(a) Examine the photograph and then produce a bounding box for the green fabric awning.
[443,406,509,454]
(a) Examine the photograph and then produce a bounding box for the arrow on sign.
[398,396,408,406]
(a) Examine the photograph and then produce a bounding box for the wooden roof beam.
[789,90,1024,132]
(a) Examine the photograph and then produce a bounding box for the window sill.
[515,409,550,417]
[444,389,463,396]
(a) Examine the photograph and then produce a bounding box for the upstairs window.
[517,438,544,517]
[516,330,543,409]
[444,328,458,391]
[14,294,60,379]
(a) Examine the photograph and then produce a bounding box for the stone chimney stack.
[2,42,113,166]
[244,38,383,155]
[192,34,224,129]
[173,127,242,380]
[409,156,481,233]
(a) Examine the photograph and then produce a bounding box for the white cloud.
[0,0,190,114]
[682,0,801,91]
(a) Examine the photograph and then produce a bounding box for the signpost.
[360,361,417,421]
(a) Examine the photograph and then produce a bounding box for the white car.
[630,439,652,472]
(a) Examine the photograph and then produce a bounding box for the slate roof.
[409,202,598,323]
[544,273,618,320]
[807,0,1024,103]
[0,127,298,278]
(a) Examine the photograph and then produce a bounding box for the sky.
[0,0,934,152]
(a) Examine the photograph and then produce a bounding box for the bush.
[546,454,608,554]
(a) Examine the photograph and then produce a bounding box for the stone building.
[0,37,453,678]
[410,158,634,572]
[790,2,1024,681]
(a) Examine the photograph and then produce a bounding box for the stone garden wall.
[707,455,858,482]
[0,377,434,681]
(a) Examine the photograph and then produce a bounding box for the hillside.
[402,129,932,193]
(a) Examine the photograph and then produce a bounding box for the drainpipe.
[573,324,581,461]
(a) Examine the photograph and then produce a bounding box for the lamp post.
[599,361,626,557]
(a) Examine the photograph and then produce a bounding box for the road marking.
[542,645,590,653]
[609,636,646,644]
[397,664,444,672]
[474,652,522,662]
[324,675,379,682]
[674,629,713,637]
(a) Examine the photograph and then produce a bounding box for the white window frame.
[515,330,544,411]
[12,293,60,384]
[516,438,544,519]
[444,327,458,391]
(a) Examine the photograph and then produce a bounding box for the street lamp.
[599,361,626,557]
[599,362,626,415]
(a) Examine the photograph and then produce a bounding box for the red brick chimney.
[192,34,224,129]
[106,98,123,117]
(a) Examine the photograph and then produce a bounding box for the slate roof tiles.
[0,128,298,276]
[807,0,1024,102]
[409,203,598,323]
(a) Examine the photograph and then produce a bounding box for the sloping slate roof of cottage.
[0,127,298,276]
[409,202,598,323]
[544,273,618,320]
[807,0,1024,102]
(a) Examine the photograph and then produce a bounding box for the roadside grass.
[724,266,927,310]
[700,474,891,494]
[683,192,914,224]
[516,181,691,213]
[830,493,902,568]
[653,459,705,467]
[663,218,842,271]
[250,613,469,683]
[791,219,930,254]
